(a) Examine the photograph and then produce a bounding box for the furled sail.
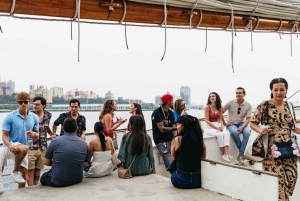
[0,0,299,32]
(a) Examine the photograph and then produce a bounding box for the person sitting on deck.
[118,115,155,176]
[40,118,88,187]
[84,122,114,178]
[172,99,188,124]
[169,115,206,189]
[0,92,39,193]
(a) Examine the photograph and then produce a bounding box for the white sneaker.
[229,155,233,159]
[222,155,231,163]
[10,171,26,184]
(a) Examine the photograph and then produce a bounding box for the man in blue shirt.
[41,118,88,187]
[0,92,39,192]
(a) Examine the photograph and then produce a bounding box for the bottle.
[28,138,33,147]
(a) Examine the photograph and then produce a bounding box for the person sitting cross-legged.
[40,118,88,187]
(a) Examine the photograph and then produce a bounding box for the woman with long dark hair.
[204,92,231,162]
[127,103,144,132]
[118,115,155,176]
[84,122,115,177]
[250,78,300,201]
[99,100,127,149]
[170,115,206,189]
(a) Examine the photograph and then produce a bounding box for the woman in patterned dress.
[250,78,300,201]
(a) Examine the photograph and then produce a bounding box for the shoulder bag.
[244,101,269,161]
[110,137,121,166]
[118,155,136,179]
[271,102,300,159]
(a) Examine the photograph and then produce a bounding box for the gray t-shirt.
[45,132,88,187]
[223,99,252,124]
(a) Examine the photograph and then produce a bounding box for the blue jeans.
[171,169,201,189]
[227,122,250,157]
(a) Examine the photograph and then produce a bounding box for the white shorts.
[0,142,28,170]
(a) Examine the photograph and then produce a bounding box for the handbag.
[244,127,268,161]
[271,141,300,159]
[118,155,136,179]
[270,101,300,159]
[110,138,121,165]
[244,101,269,161]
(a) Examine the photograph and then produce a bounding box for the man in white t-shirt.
[223,87,252,165]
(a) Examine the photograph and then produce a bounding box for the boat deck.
[0,171,236,201]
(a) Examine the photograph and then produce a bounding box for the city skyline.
[1,17,300,106]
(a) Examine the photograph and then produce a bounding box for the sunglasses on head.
[18,101,29,105]
[237,106,241,114]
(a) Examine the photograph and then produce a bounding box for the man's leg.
[34,169,41,185]
[40,171,58,187]
[240,125,250,157]
[10,143,28,185]
[227,124,241,151]
[27,149,36,186]
[156,142,172,169]
[18,166,27,188]
[13,144,28,172]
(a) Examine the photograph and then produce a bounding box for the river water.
[0,109,204,142]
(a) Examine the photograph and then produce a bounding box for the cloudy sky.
[1,16,300,106]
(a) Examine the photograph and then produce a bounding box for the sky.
[1,16,300,106]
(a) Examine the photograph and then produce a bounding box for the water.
[0,109,204,142]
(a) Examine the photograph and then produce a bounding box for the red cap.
[161,94,173,104]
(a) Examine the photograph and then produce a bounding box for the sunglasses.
[18,101,29,105]
[237,106,241,114]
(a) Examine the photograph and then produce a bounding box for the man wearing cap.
[151,94,177,169]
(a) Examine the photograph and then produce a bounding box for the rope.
[125,22,129,49]
[290,23,298,57]
[194,10,202,28]
[189,0,200,29]
[252,16,259,30]
[10,0,16,16]
[225,13,232,30]
[71,0,79,40]
[250,0,260,18]
[205,27,207,52]
[276,19,283,32]
[77,0,81,62]
[160,0,167,61]
[120,0,127,23]
[230,3,234,73]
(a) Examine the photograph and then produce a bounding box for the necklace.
[161,106,169,120]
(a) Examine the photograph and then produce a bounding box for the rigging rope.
[290,23,298,57]
[205,27,207,52]
[120,0,129,49]
[160,0,167,61]
[189,0,199,29]
[230,3,234,73]
[195,10,202,28]
[77,0,81,62]
[10,0,16,16]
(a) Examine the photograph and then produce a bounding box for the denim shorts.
[171,169,201,189]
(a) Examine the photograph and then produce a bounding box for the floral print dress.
[251,100,297,201]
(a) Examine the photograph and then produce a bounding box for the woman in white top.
[84,122,115,177]
[204,92,231,162]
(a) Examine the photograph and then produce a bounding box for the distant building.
[7,80,15,92]
[105,91,114,100]
[30,85,35,92]
[51,86,63,98]
[180,86,191,105]
[155,95,161,106]
[32,85,53,103]
[127,99,142,105]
